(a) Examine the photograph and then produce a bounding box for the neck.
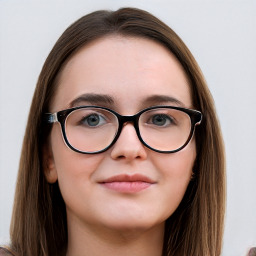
[66,215,165,256]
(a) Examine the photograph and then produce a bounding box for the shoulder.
[0,247,15,256]
[248,248,256,256]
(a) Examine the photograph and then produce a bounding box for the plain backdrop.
[0,0,255,255]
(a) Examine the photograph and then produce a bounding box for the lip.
[99,174,156,193]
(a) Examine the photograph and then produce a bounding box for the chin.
[99,212,166,233]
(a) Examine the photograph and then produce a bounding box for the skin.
[44,35,197,256]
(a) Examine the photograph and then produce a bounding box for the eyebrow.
[69,93,185,109]
[142,95,185,107]
[69,93,115,108]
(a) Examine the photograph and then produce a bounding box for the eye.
[80,113,107,127]
[150,114,174,127]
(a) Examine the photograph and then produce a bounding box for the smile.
[99,174,156,193]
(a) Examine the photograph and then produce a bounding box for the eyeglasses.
[45,106,202,154]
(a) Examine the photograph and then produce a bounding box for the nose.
[110,123,147,161]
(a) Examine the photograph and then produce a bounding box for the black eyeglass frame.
[45,105,202,154]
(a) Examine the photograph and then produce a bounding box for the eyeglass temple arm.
[196,112,202,124]
[44,113,58,124]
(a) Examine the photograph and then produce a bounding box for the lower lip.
[100,181,152,193]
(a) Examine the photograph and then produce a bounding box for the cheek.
[150,141,196,214]
[153,141,196,178]
[49,124,105,197]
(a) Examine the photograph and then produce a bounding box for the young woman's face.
[46,36,196,233]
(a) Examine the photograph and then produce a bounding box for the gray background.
[0,0,255,255]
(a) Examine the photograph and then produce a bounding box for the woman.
[1,7,225,256]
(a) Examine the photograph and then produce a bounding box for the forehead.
[51,35,192,112]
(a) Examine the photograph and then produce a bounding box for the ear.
[42,143,58,184]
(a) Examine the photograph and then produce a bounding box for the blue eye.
[81,114,106,127]
[151,114,173,126]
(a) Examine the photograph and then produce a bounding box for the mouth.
[99,174,156,193]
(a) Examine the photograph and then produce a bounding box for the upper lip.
[99,174,156,184]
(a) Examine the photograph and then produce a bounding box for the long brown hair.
[10,7,225,256]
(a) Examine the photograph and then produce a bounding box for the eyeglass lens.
[139,108,191,151]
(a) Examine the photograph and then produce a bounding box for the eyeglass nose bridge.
[118,114,138,126]
[112,113,143,145]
